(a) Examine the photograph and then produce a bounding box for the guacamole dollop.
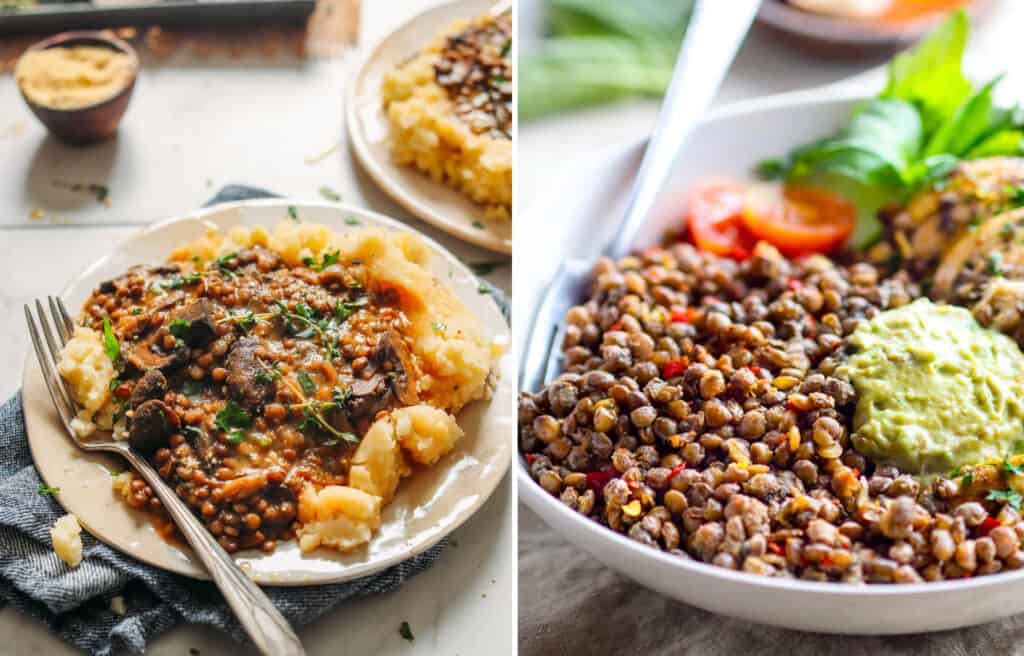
[838,298,1024,475]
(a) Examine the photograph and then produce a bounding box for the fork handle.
[120,447,306,656]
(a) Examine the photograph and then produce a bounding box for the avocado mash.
[838,298,1024,475]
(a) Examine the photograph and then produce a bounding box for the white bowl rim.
[518,84,1024,598]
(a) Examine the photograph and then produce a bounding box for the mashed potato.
[380,17,511,222]
[57,326,116,437]
[51,514,83,568]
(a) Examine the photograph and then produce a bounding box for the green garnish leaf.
[288,205,299,222]
[335,297,368,322]
[131,307,143,316]
[37,483,60,495]
[963,471,974,485]
[478,284,492,295]
[297,370,317,397]
[988,251,1004,276]
[472,221,485,229]
[399,621,414,642]
[303,250,340,272]
[431,322,447,333]
[250,433,272,447]
[167,319,192,338]
[102,317,120,362]
[987,488,1023,510]
[214,400,252,437]
[319,186,342,202]
[108,378,121,393]
[345,216,361,226]
[332,386,351,410]
[1005,459,1024,476]
[226,430,245,444]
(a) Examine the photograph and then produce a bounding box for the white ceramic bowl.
[517,88,1024,634]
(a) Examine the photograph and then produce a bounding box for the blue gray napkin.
[0,186,508,655]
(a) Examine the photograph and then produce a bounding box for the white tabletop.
[0,2,513,654]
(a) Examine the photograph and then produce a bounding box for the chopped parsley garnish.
[344,216,361,226]
[1005,459,1024,476]
[297,370,317,396]
[102,317,120,362]
[214,400,252,443]
[287,205,299,222]
[130,307,143,316]
[214,252,239,279]
[963,471,974,485]
[37,483,60,495]
[988,251,1004,276]
[472,220,484,229]
[302,250,340,271]
[347,279,362,289]
[108,378,121,393]
[249,433,272,447]
[987,488,1023,510]
[469,261,504,276]
[500,40,511,58]
[255,360,282,384]
[150,271,202,294]
[431,322,447,333]
[399,621,414,642]
[335,297,368,322]
[167,319,192,338]
[478,284,492,295]
[319,186,342,202]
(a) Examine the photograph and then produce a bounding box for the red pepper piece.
[586,469,616,494]
[787,278,802,291]
[668,463,687,482]
[113,383,131,399]
[747,366,762,376]
[768,542,784,556]
[524,453,536,465]
[978,517,1001,537]
[669,307,698,323]
[662,360,687,378]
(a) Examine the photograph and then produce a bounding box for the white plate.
[347,0,512,254]
[23,199,513,585]
[517,88,1024,634]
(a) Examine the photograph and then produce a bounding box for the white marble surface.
[0,1,513,654]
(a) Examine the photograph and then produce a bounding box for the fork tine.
[48,297,70,346]
[50,296,74,343]
[24,305,77,434]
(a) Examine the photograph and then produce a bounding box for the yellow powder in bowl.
[15,45,135,110]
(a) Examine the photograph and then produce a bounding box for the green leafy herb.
[183,425,205,439]
[478,283,492,295]
[987,488,1023,510]
[963,471,974,485]
[399,621,414,642]
[181,380,207,398]
[131,307,143,316]
[255,360,282,384]
[302,250,340,271]
[332,386,352,410]
[431,322,447,333]
[214,400,251,444]
[765,10,1024,251]
[37,483,60,495]
[471,221,485,229]
[335,297,368,322]
[249,433,272,447]
[288,205,299,222]
[500,40,511,58]
[297,370,317,396]
[167,319,192,338]
[319,186,342,202]
[988,251,1004,276]
[102,317,120,362]
[108,378,121,393]
[520,0,694,120]
[1005,459,1024,476]
[150,271,202,294]
[345,216,361,226]
[469,261,504,276]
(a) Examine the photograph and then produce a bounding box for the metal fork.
[519,0,760,393]
[25,297,305,656]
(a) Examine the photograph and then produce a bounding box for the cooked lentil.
[81,246,418,554]
[520,241,1024,583]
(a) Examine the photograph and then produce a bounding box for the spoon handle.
[607,0,761,260]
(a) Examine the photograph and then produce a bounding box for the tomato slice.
[686,178,757,260]
[741,183,856,257]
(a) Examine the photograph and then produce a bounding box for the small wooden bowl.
[16,31,139,145]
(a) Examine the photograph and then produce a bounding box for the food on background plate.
[520,11,1024,584]
[16,45,135,110]
[59,220,499,555]
[381,12,512,222]
[785,0,970,23]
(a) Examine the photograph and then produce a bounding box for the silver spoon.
[520,0,761,392]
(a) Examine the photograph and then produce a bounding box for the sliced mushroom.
[124,342,188,372]
[130,369,167,409]
[168,298,218,346]
[226,337,276,410]
[381,330,419,405]
[128,399,180,453]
